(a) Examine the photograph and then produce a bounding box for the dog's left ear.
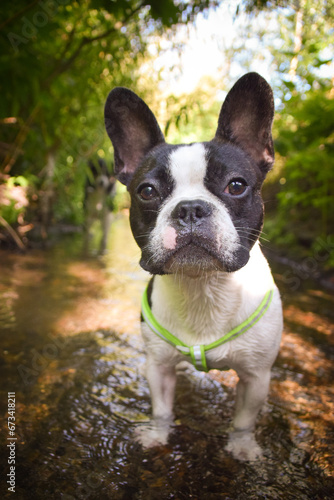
[215,72,275,175]
[104,87,165,187]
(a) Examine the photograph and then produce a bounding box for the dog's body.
[104,73,283,460]
[84,158,116,255]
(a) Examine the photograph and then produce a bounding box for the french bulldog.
[104,72,283,461]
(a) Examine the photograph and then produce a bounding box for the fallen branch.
[0,215,26,251]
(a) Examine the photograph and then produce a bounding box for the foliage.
[0,0,218,245]
[272,0,334,97]
[0,175,30,225]
[269,86,334,252]
[260,0,334,264]
[163,77,222,143]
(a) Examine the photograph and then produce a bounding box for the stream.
[0,213,333,499]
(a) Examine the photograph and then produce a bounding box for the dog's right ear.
[215,72,275,176]
[104,88,165,187]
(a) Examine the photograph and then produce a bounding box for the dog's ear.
[104,88,165,186]
[215,72,275,174]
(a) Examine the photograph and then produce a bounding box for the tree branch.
[1,105,41,173]
[0,0,40,30]
[57,26,77,62]
[43,1,146,90]
[0,215,26,251]
[289,0,305,81]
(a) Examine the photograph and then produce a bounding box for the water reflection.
[0,214,333,498]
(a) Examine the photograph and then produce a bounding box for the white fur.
[148,144,239,268]
[139,243,283,460]
[170,143,208,197]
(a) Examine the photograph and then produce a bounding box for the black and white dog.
[104,73,283,460]
[84,158,116,255]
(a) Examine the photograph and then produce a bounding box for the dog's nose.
[171,199,212,226]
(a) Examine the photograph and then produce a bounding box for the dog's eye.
[139,185,158,201]
[224,179,248,196]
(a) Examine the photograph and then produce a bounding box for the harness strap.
[141,286,274,372]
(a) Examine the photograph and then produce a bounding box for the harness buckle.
[189,345,208,372]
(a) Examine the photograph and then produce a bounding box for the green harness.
[141,286,274,372]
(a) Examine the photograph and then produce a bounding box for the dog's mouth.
[140,229,250,276]
[163,240,226,276]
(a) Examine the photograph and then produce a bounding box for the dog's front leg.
[146,355,176,420]
[234,371,271,430]
[134,354,176,448]
[226,371,271,461]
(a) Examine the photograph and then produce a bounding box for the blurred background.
[0,0,333,264]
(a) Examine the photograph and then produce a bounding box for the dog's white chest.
[145,244,282,373]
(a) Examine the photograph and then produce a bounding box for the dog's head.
[104,73,274,276]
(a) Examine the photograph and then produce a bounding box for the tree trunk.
[40,150,56,238]
[289,0,305,81]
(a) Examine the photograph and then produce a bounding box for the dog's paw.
[225,430,263,462]
[134,421,171,448]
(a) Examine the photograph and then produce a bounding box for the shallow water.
[0,214,333,499]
